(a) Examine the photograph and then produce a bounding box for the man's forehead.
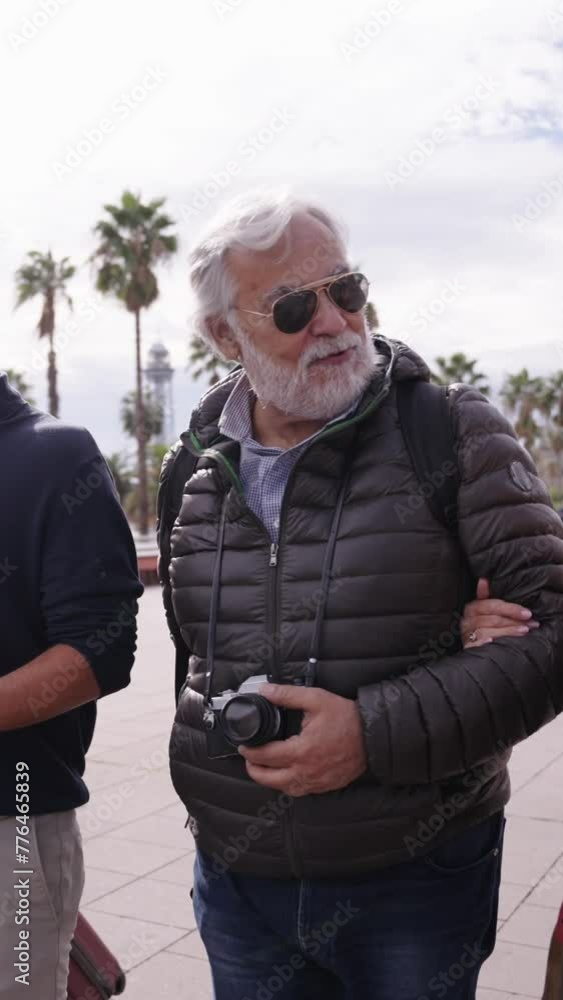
[231,225,348,299]
[232,242,350,299]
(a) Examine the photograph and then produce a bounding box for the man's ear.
[205,317,241,363]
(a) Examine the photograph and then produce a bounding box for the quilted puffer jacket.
[163,336,563,878]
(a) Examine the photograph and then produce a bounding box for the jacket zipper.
[187,379,390,879]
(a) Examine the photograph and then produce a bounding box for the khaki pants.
[0,810,85,999]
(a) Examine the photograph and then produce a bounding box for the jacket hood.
[182,336,431,450]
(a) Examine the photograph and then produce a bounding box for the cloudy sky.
[1,0,562,455]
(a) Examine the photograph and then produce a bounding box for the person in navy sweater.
[0,372,144,999]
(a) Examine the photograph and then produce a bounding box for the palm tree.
[4,368,35,405]
[91,191,178,534]
[432,353,490,396]
[188,334,236,387]
[365,301,379,332]
[105,452,134,507]
[14,251,75,417]
[120,389,163,441]
[500,369,545,454]
[539,371,563,493]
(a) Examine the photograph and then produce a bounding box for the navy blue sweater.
[0,374,144,815]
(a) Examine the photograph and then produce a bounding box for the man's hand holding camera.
[239,683,368,795]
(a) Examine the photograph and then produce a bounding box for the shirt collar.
[218,371,361,452]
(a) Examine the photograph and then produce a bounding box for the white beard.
[232,321,382,421]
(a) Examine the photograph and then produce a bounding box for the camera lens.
[221,695,281,747]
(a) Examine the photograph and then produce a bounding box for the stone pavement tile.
[501,817,563,886]
[166,930,208,961]
[109,813,193,850]
[477,992,534,1000]
[80,866,135,906]
[499,902,560,948]
[498,882,532,921]
[80,907,186,973]
[158,800,191,823]
[88,734,170,767]
[88,875,196,930]
[125,951,212,1000]
[479,941,548,997]
[150,853,195,887]
[78,775,179,840]
[528,855,563,908]
[508,756,563,822]
[82,761,137,792]
[83,834,191,876]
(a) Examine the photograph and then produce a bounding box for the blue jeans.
[192,811,505,1000]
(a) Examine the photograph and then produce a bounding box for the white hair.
[188,188,346,359]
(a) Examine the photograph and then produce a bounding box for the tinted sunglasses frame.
[237,271,370,334]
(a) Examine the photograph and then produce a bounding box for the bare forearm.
[0,645,101,731]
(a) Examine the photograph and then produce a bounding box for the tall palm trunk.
[134,308,149,535]
[47,329,60,418]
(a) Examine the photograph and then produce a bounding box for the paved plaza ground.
[77,586,563,999]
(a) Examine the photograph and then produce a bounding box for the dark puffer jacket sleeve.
[357,384,563,785]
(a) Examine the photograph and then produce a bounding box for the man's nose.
[308,287,348,336]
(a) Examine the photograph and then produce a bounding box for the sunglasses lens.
[330,273,369,313]
[273,289,318,334]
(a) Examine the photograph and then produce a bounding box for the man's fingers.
[239,736,301,768]
[244,761,304,793]
[258,682,321,711]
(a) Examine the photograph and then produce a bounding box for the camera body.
[203,674,302,760]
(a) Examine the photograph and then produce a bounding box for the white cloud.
[1,0,562,451]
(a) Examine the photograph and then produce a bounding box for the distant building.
[144,342,175,446]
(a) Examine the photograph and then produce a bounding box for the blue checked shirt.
[218,373,361,542]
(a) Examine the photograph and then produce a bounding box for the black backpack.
[156,380,463,703]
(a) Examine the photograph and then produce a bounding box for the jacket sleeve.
[357,384,563,785]
[40,430,144,697]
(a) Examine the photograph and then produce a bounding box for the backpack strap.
[396,380,459,534]
[397,379,476,608]
[156,442,198,704]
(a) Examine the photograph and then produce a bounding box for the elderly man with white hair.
[157,189,563,1000]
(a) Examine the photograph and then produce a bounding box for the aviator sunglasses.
[237,271,370,335]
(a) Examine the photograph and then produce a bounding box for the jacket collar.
[181,335,431,454]
[0,373,31,425]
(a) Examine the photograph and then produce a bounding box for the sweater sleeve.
[39,429,144,697]
[357,385,563,785]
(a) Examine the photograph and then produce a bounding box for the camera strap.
[203,493,229,706]
[203,428,359,702]
[304,444,357,687]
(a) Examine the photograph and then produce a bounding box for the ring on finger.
[468,630,478,642]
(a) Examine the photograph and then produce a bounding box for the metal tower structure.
[144,342,175,446]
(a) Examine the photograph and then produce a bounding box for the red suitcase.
[67,912,126,999]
